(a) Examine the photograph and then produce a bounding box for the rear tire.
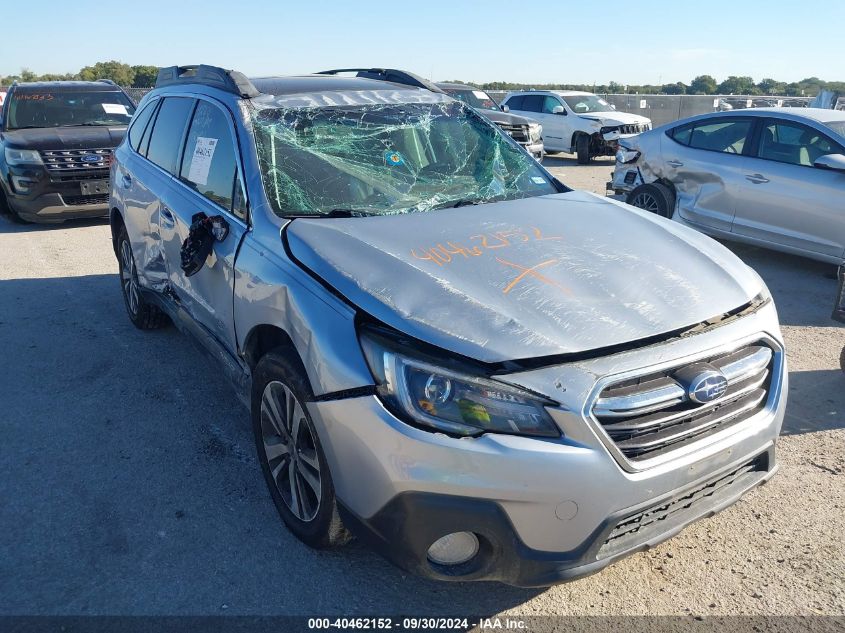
[626,183,676,218]
[576,134,592,164]
[116,225,167,330]
[252,350,350,549]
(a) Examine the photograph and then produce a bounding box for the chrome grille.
[496,123,529,143]
[40,148,111,171]
[592,343,774,462]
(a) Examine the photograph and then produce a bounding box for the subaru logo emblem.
[81,154,100,163]
[687,370,728,404]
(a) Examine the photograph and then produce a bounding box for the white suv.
[503,90,651,164]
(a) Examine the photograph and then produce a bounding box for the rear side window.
[520,95,544,113]
[128,99,158,152]
[505,95,524,110]
[146,97,195,174]
[670,118,751,155]
[179,100,244,218]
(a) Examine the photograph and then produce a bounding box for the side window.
[146,97,196,174]
[687,119,751,154]
[505,95,524,110]
[757,120,841,167]
[541,96,561,114]
[127,99,158,152]
[669,123,693,146]
[179,100,245,218]
[520,95,544,113]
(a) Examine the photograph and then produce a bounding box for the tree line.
[2,62,843,96]
[446,75,845,97]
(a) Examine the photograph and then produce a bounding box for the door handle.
[667,159,684,168]
[745,173,770,184]
[160,206,175,227]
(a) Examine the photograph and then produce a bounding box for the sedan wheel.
[120,239,141,317]
[260,381,322,522]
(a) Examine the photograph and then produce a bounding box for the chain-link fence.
[487,92,813,127]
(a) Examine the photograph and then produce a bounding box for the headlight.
[615,148,641,164]
[528,123,542,142]
[359,329,560,438]
[4,148,43,166]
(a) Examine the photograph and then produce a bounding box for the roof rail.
[317,68,444,94]
[96,79,117,85]
[155,65,259,98]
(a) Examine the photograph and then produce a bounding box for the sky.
[2,0,842,85]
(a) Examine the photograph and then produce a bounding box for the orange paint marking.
[497,257,572,295]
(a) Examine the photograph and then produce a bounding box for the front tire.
[252,351,350,549]
[576,134,591,164]
[626,183,676,218]
[0,189,28,224]
[117,225,167,329]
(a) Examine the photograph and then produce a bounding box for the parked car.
[111,65,786,587]
[612,108,845,264]
[502,90,651,164]
[436,83,544,160]
[0,80,135,222]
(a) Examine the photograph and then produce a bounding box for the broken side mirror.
[552,105,566,115]
[814,153,845,172]
[180,213,230,277]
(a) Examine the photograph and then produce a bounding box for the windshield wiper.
[283,208,376,220]
[431,198,485,211]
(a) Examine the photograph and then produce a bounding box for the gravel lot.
[1,157,843,622]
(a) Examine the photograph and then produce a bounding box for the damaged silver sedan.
[109,65,787,587]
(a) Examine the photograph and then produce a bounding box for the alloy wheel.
[260,381,322,522]
[120,239,140,316]
[631,192,660,213]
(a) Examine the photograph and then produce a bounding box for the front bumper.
[608,164,643,194]
[308,302,786,585]
[5,165,110,222]
[520,141,544,161]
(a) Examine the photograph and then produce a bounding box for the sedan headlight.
[359,329,560,438]
[4,147,43,166]
[528,123,542,143]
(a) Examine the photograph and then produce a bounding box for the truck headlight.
[528,123,542,143]
[359,329,560,438]
[5,148,43,166]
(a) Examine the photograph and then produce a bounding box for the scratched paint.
[285,190,765,363]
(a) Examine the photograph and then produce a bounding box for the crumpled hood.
[1,126,126,151]
[479,109,538,127]
[580,111,651,126]
[286,191,762,363]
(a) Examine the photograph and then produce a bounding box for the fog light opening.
[426,531,480,567]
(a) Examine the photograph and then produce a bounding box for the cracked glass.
[252,101,556,217]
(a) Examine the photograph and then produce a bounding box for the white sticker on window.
[188,137,218,186]
[472,91,488,100]
[531,176,546,184]
[102,103,128,115]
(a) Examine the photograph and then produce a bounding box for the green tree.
[757,78,786,95]
[131,65,159,87]
[717,76,759,95]
[78,60,135,85]
[662,82,687,95]
[689,75,718,94]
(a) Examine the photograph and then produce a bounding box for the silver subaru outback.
[110,65,787,587]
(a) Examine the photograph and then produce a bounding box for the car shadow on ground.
[0,211,109,233]
[0,273,542,617]
[782,368,845,435]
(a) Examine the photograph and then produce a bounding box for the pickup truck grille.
[40,148,111,171]
[496,123,530,143]
[592,342,775,462]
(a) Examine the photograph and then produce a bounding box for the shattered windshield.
[443,89,501,112]
[253,101,556,217]
[561,95,614,114]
